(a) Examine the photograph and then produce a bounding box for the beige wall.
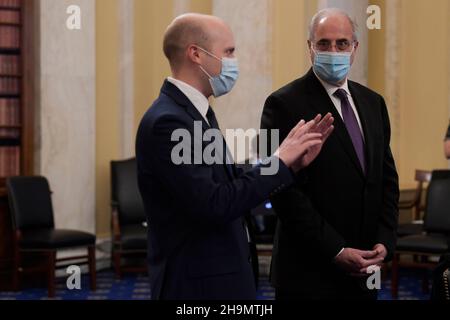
[191,0,212,13]
[272,0,318,90]
[133,0,173,133]
[96,0,120,237]
[367,0,450,189]
[396,0,450,189]
[367,0,385,95]
[93,0,450,235]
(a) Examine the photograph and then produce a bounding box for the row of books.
[0,146,20,177]
[0,26,20,49]
[0,77,19,94]
[0,54,19,75]
[0,0,21,179]
[0,0,21,8]
[0,128,19,139]
[0,8,20,24]
[0,98,19,126]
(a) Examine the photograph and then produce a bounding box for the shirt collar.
[167,77,209,121]
[314,71,351,98]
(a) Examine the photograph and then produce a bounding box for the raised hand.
[299,113,334,168]
[275,114,334,172]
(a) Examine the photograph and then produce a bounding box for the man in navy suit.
[135,13,334,300]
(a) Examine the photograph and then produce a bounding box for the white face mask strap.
[196,46,221,62]
[199,65,213,79]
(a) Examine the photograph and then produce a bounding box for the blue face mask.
[197,47,239,97]
[312,49,352,85]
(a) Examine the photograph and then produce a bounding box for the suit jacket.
[260,69,399,298]
[135,80,294,300]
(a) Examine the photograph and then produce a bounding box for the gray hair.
[308,8,358,41]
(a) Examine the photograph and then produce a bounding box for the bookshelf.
[0,0,35,290]
[0,1,21,184]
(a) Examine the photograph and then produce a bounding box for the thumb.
[359,250,377,259]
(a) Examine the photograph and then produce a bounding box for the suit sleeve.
[261,95,346,261]
[376,96,400,261]
[142,114,294,226]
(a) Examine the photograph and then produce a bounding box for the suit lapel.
[305,69,365,178]
[161,80,210,129]
[160,80,236,180]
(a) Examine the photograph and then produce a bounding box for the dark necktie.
[206,107,220,130]
[334,89,366,174]
[206,107,235,177]
[207,107,250,241]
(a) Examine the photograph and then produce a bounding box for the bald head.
[308,8,358,42]
[163,13,229,70]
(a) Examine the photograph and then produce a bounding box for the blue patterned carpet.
[0,268,431,300]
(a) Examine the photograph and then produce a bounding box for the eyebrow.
[317,38,351,42]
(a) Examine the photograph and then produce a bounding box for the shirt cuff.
[334,247,345,259]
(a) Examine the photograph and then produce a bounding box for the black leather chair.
[391,170,450,298]
[111,158,147,278]
[397,170,431,237]
[6,176,96,297]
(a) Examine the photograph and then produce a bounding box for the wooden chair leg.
[391,253,399,299]
[113,251,122,279]
[12,248,21,291]
[88,245,96,291]
[47,251,56,298]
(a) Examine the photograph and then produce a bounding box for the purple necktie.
[334,89,366,174]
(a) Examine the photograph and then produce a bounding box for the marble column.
[212,0,272,163]
[317,0,369,85]
[37,0,96,233]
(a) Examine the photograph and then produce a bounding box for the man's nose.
[328,42,339,52]
[329,44,339,52]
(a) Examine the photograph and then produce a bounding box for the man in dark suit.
[261,8,399,300]
[135,13,334,300]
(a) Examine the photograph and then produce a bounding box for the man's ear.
[187,45,201,64]
[307,40,314,64]
[350,41,359,65]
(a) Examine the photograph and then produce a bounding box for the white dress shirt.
[167,77,210,125]
[315,73,365,139]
